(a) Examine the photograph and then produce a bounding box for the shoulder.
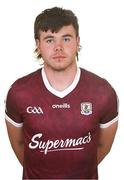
[80,68,118,108]
[10,68,41,90]
[80,68,116,94]
[13,68,41,87]
[81,68,107,85]
[7,68,42,99]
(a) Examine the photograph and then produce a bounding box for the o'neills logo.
[29,132,92,155]
[52,103,70,109]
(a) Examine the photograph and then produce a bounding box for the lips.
[52,55,66,60]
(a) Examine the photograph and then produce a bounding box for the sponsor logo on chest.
[29,132,92,155]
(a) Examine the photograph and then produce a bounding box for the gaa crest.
[81,102,92,115]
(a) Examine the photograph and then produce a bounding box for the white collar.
[41,67,81,98]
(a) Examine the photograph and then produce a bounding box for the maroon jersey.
[5,68,118,179]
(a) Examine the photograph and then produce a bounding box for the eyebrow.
[62,34,73,38]
[43,34,73,40]
[43,35,54,40]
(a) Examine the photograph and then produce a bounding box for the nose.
[54,41,63,52]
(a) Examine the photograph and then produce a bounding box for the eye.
[46,39,54,43]
[63,37,71,42]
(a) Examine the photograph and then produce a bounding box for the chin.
[45,60,75,72]
[51,66,67,72]
[47,63,68,71]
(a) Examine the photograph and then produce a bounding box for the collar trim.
[41,68,81,98]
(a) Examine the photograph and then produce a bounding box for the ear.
[76,36,80,51]
[35,39,41,55]
[77,36,80,45]
[35,39,40,49]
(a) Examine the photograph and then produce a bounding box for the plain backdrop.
[0,0,124,179]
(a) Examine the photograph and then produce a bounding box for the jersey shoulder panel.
[12,68,41,90]
[81,68,117,97]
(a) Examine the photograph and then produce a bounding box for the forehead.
[39,25,77,38]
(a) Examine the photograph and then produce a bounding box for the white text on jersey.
[29,132,91,155]
[27,106,43,114]
[52,103,70,109]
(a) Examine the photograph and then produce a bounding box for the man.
[5,7,118,179]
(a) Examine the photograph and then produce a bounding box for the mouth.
[52,55,66,60]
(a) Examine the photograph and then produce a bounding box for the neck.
[44,63,78,91]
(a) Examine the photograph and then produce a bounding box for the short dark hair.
[34,7,79,59]
[34,7,79,38]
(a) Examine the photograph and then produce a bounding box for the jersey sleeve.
[99,80,119,128]
[5,82,23,127]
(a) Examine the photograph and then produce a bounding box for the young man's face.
[36,25,80,71]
